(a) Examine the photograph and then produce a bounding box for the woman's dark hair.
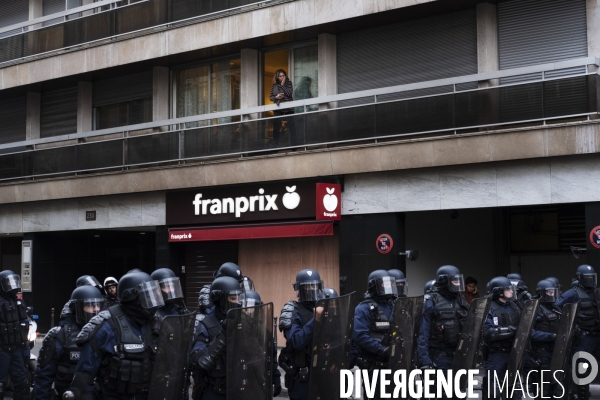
[272,69,288,85]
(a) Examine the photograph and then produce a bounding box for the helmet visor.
[78,298,106,323]
[137,280,165,310]
[448,274,465,293]
[244,297,262,307]
[540,287,558,303]
[375,276,398,297]
[501,284,517,301]
[220,289,245,313]
[396,280,408,296]
[296,280,324,302]
[581,273,597,288]
[0,274,21,293]
[241,277,255,291]
[82,276,102,289]
[158,277,184,301]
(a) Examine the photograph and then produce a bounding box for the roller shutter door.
[0,96,26,145]
[41,86,78,138]
[93,70,153,107]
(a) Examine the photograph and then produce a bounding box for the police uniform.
[190,313,227,400]
[417,290,469,370]
[73,305,156,400]
[483,299,554,399]
[0,294,30,399]
[34,323,81,399]
[104,295,119,309]
[278,301,315,400]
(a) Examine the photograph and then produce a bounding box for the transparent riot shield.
[148,312,196,400]
[226,302,273,400]
[507,298,540,386]
[307,292,356,400]
[550,302,579,382]
[452,295,492,371]
[388,296,424,373]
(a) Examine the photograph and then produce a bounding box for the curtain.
[293,45,318,112]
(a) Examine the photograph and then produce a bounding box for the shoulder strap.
[106,305,144,346]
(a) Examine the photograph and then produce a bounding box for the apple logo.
[282,186,301,210]
[323,187,338,212]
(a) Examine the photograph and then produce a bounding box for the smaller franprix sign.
[166,181,342,226]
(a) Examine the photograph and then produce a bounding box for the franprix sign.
[167,181,342,225]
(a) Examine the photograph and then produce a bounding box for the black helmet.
[76,275,103,291]
[118,271,165,311]
[424,280,435,294]
[210,276,245,314]
[151,268,184,303]
[388,269,407,296]
[571,279,579,289]
[293,269,325,303]
[242,276,255,291]
[506,273,523,281]
[487,276,516,301]
[576,265,597,289]
[367,270,397,299]
[546,277,563,297]
[71,285,105,325]
[244,290,263,307]
[507,273,528,292]
[324,288,339,298]
[0,270,21,295]
[535,279,558,303]
[214,262,243,283]
[435,265,464,293]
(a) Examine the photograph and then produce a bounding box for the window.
[174,57,241,127]
[96,99,152,130]
[263,44,318,110]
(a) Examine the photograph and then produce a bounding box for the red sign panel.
[168,222,333,242]
[376,234,394,254]
[590,225,600,249]
[316,183,342,221]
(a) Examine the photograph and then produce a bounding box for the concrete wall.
[405,208,496,297]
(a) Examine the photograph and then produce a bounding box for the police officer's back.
[64,271,165,400]
[278,269,325,400]
[189,276,244,400]
[34,286,105,399]
[0,270,31,400]
[417,265,469,371]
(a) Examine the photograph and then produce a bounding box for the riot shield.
[452,295,492,371]
[226,302,273,400]
[550,302,579,382]
[388,296,424,373]
[148,312,196,400]
[307,292,356,400]
[507,298,540,386]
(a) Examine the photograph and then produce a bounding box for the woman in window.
[269,69,296,147]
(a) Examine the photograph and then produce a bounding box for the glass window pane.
[263,49,289,106]
[176,65,209,128]
[96,102,128,130]
[211,58,241,124]
[293,45,318,112]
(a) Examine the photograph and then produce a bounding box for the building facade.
[0,0,599,332]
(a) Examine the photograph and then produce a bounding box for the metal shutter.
[43,0,66,27]
[0,0,29,62]
[0,96,26,145]
[499,0,588,83]
[183,241,238,312]
[41,86,78,138]
[93,70,153,107]
[337,9,478,98]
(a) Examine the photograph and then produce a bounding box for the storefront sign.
[590,225,600,249]
[167,181,320,225]
[376,234,393,254]
[316,183,342,221]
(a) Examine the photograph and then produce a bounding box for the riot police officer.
[278,269,325,400]
[60,276,106,326]
[353,270,396,399]
[103,277,119,308]
[0,271,31,400]
[388,269,407,297]
[64,271,165,400]
[34,286,105,399]
[507,273,534,310]
[190,276,245,399]
[529,279,560,397]
[198,262,253,316]
[546,277,563,298]
[417,265,469,372]
[556,265,600,400]
[483,276,554,399]
[151,268,189,317]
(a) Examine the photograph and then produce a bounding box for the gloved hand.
[377,346,390,359]
[273,379,282,397]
